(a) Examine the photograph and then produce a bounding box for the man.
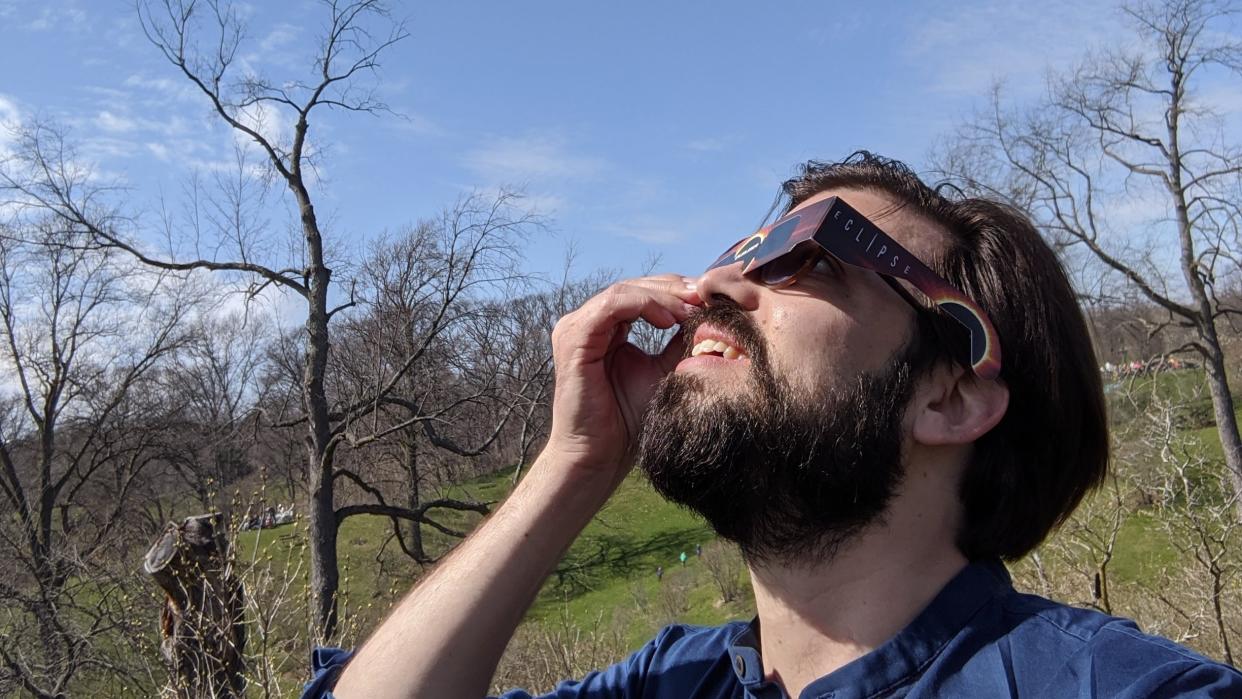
[308,153,1242,697]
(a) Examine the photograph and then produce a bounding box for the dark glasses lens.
[757,243,821,286]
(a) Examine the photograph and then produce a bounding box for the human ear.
[910,363,1009,446]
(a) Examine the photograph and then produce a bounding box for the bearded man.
[311,153,1241,698]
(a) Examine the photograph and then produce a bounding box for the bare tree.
[937,0,1242,515]
[491,608,628,698]
[701,540,745,605]
[159,311,273,511]
[0,221,194,696]
[329,195,549,562]
[0,0,415,639]
[1002,375,1241,664]
[1137,381,1240,664]
[493,291,560,485]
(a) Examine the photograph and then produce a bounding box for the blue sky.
[0,0,1164,296]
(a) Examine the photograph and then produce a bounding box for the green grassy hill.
[222,366,1240,693]
[233,467,751,663]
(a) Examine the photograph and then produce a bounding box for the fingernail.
[684,282,697,292]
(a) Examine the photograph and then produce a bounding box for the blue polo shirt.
[302,560,1242,698]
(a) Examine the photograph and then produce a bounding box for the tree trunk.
[1094,563,1112,615]
[29,585,67,698]
[1201,345,1242,521]
[1166,75,1242,521]
[1211,562,1234,666]
[144,513,246,698]
[305,286,338,640]
[308,461,339,642]
[403,438,425,561]
[296,179,342,641]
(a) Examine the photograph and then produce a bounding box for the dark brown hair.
[781,151,1109,561]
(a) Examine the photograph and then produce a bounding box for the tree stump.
[145,513,247,698]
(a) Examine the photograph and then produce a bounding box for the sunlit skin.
[681,188,941,399]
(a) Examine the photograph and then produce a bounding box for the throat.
[748,540,969,696]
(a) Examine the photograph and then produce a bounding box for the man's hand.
[546,274,701,479]
[330,273,701,699]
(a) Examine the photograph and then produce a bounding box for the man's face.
[636,189,944,565]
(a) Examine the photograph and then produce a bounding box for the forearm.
[332,451,619,699]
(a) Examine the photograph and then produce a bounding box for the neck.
[746,455,967,698]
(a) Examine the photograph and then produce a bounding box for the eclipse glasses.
[705,196,1001,380]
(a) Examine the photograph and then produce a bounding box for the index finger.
[620,274,703,307]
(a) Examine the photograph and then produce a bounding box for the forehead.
[789,188,948,263]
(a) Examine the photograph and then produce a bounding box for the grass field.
[233,467,741,646]
[211,367,1241,692]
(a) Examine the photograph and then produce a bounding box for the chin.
[638,347,918,567]
[671,367,755,398]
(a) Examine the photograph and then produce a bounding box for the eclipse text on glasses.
[705,196,1002,380]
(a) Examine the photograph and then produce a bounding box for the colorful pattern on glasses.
[706,196,1002,380]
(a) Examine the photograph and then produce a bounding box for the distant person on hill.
[310,152,1242,698]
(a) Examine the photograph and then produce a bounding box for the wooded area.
[0,0,1239,696]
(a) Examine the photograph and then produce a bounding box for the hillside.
[195,367,1239,695]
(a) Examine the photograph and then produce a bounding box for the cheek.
[766,305,856,394]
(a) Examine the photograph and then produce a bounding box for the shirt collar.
[727,559,1013,699]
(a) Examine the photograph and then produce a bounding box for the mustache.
[678,299,768,365]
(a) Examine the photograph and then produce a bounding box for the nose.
[694,260,762,310]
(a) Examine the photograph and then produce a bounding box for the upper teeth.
[691,339,747,360]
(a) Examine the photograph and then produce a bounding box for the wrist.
[523,448,630,509]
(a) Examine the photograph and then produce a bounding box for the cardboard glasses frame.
[705,196,1002,380]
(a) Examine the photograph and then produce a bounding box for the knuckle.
[598,288,628,314]
[551,315,572,341]
[604,284,630,300]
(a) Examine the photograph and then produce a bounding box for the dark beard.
[636,302,919,567]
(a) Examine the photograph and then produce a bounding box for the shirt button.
[734,654,746,676]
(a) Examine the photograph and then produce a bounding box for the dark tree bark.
[145,513,246,698]
[402,437,426,562]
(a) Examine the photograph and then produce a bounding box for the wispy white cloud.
[461,186,568,221]
[23,2,87,32]
[1196,81,1242,119]
[212,277,304,328]
[78,73,292,178]
[598,221,688,245]
[385,110,445,138]
[79,136,143,162]
[463,134,606,181]
[903,0,1132,98]
[234,99,289,150]
[521,193,568,217]
[686,137,727,153]
[94,110,141,133]
[145,142,170,160]
[122,73,200,105]
[122,74,179,92]
[240,21,305,71]
[259,22,300,54]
